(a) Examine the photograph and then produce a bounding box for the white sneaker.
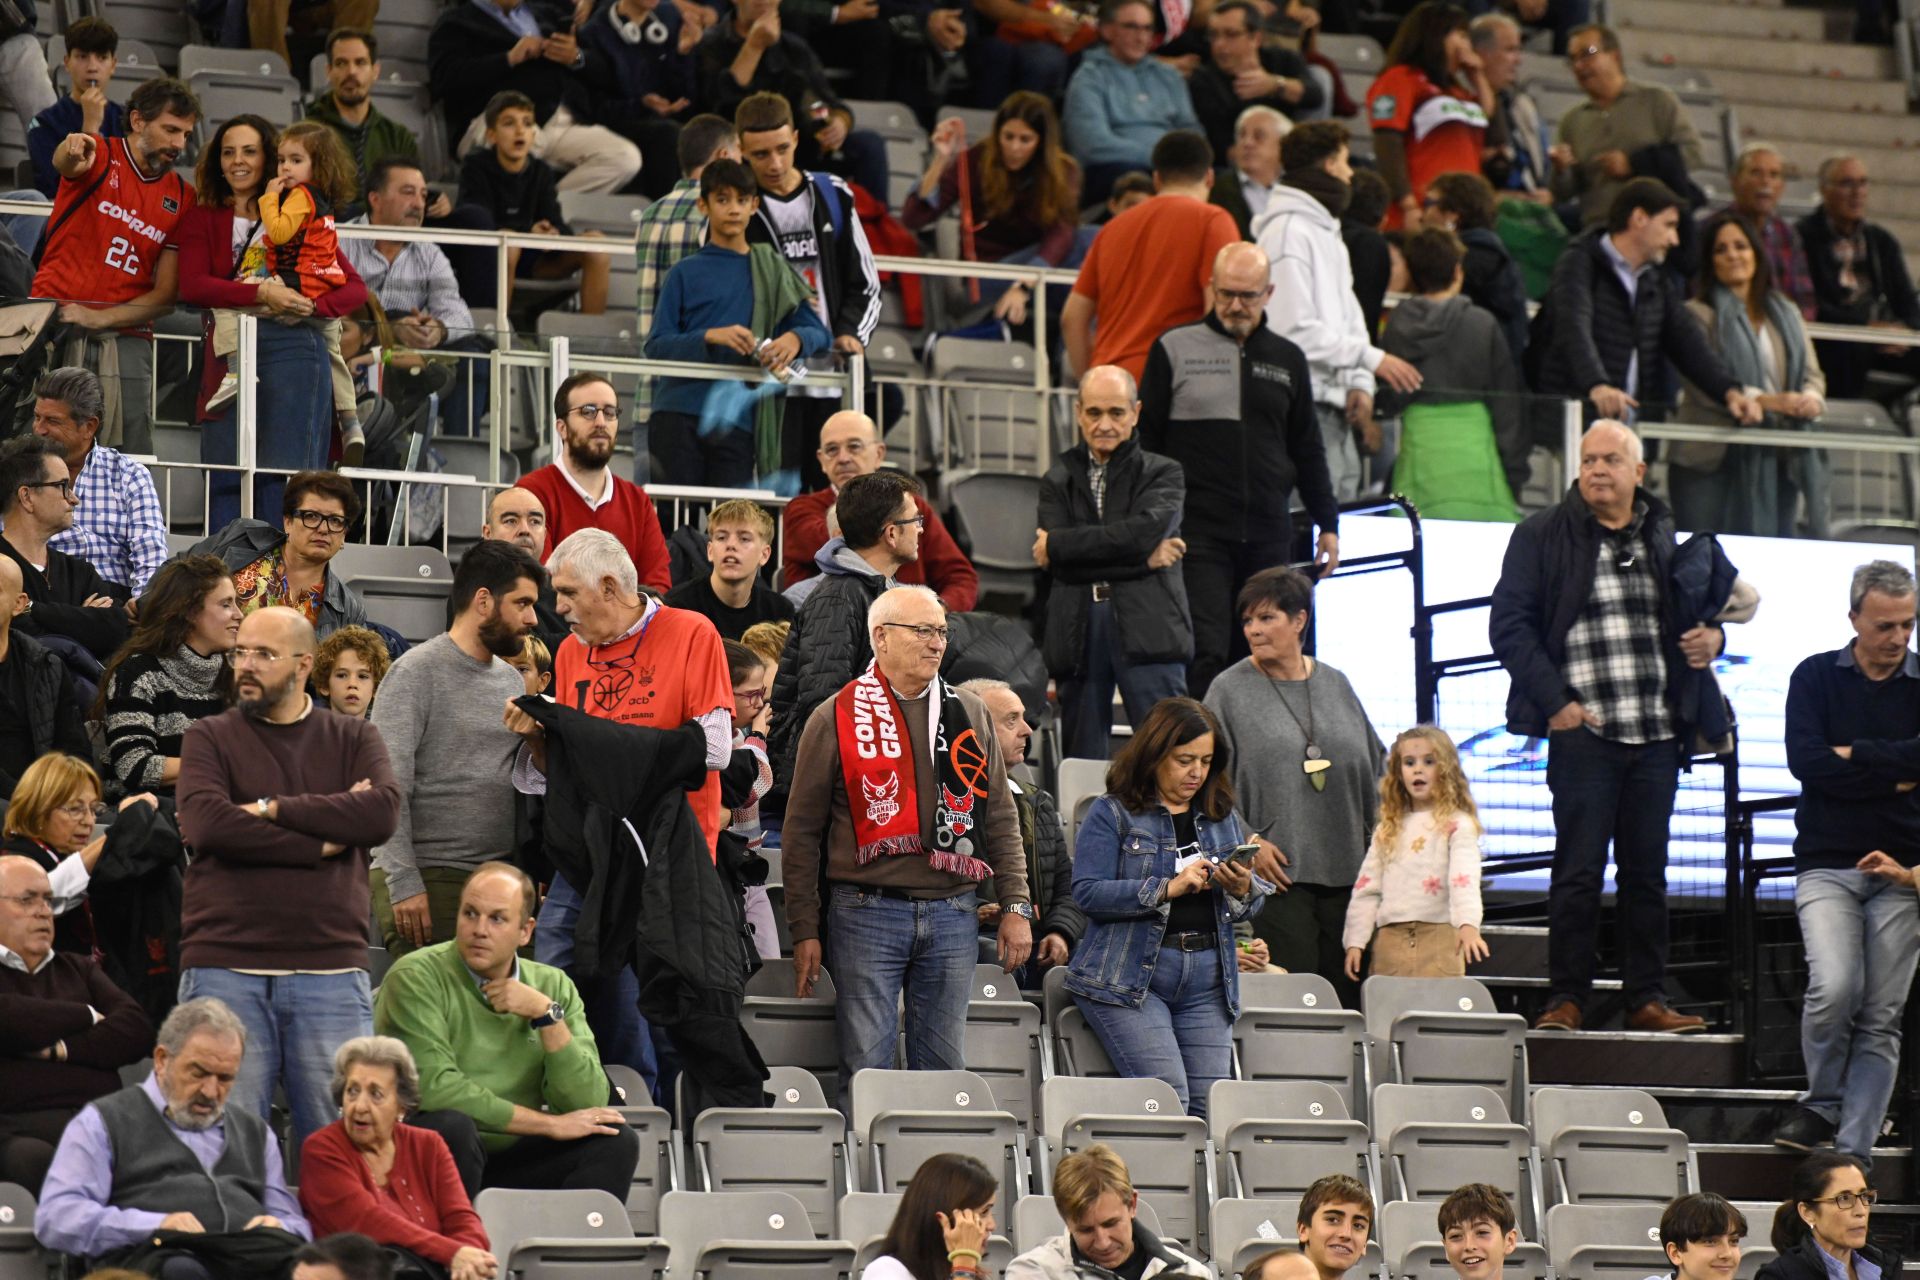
[339,421,366,468]
[205,371,239,411]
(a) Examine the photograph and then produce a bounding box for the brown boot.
[1627,1001,1707,1034]
[1534,1001,1582,1031]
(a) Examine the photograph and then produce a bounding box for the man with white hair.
[37,996,312,1275]
[1489,421,1727,1036]
[1210,105,1290,239]
[1472,12,1548,199]
[1720,145,1815,317]
[503,526,733,1095]
[783,584,1031,1099]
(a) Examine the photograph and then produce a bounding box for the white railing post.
[847,350,865,419]
[1562,397,1584,492]
[235,311,258,520]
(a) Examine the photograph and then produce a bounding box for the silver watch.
[1005,902,1035,921]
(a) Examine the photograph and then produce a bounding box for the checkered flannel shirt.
[634,179,707,421]
[1560,502,1674,745]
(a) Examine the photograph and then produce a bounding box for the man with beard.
[372,540,546,957]
[37,997,312,1275]
[516,371,672,594]
[174,606,402,1169]
[481,486,568,653]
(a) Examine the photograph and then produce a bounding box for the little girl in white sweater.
[1343,725,1489,979]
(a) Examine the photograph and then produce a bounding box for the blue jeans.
[1796,867,1920,1160]
[1057,599,1189,760]
[176,968,372,1168]
[826,884,979,1101]
[1544,728,1679,1010]
[201,318,332,529]
[536,874,658,1098]
[1074,943,1233,1119]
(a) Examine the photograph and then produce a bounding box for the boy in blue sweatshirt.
[26,17,127,199]
[644,158,829,488]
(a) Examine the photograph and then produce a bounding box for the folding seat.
[1363,975,1529,1122]
[742,958,843,1103]
[1233,972,1371,1124]
[1371,1084,1541,1238]
[472,1187,668,1279]
[1379,1199,1551,1280]
[1038,1076,1212,1254]
[657,1189,856,1279]
[1042,964,1116,1077]
[1531,1087,1694,1207]
[964,962,1049,1135]
[1015,1191,1164,1253]
[691,1064,850,1236]
[839,1189,1016,1275]
[851,1068,1028,1219]
[1546,1203,1668,1280]
[1208,1079,1372,1200]
[1208,1198,1389,1280]
[0,1181,41,1280]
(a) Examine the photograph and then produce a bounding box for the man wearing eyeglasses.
[1546,24,1707,231]
[0,433,131,663]
[1799,154,1920,402]
[30,366,167,596]
[1138,243,1339,701]
[182,470,369,643]
[1063,0,1203,203]
[0,855,153,1195]
[516,370,673,594]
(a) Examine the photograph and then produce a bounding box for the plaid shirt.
[1089,460,1108,517]
[1756,211,1816,320]
[1560,501,1673,745]
[634,179,707,419]
[47,443,167,594]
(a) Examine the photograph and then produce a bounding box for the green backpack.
[1495,197,1570,301]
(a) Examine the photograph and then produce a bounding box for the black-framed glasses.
[881,622,949,643]
[22,478,74,498]
[292,509,348,533]
[1810,1191,1878,1210]
[1214,287,1268,304]
[891,514,927,530]
[568,404,622,423]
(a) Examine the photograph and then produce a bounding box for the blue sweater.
[1784,643,1920,871]
[1064,46,1201,169]
[27,97,128,198]
[643,243,831,418]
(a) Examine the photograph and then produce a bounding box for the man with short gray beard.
[35,996,311,1276]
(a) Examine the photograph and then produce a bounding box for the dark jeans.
[650,408,756,489]
[200,318,332,530]
[0,1106,72,1194]
[411,1108,640,1203]
[607,115,686,201]
[1254,881,1359,1009]
[1056,598,1189,760]
[1182,530,1292,698]
[1544,727,1680,1011]
[425,203,500,311]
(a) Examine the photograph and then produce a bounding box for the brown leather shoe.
[1534,1002,1582,1031]
[1627,1001,1708,1034]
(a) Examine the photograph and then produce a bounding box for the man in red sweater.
[517,371,672,593]
[780,410,979,611]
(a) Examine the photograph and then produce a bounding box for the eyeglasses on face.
[568,404,622,423]
[1,891,55,911]
[1568,43,1608,61]
[53,799,103,821]
[1214,287,1268,304]
[22,478,74,498]
[1810,1191,1878,1210]
[231,646,293,666]
[881,622,949,643]
[736,687,768,706]
[891,514,927,530]
[292,508,348,533]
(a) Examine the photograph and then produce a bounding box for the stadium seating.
[741,959,843,1105]
[1546,1203,1669,1280]
[1363,976,1530,1123]
[1208,1079,1373,1201]
[1371,1084,1542,1238]
[1379,1200,1552,1280]
[849,1067,1028,1220]
[1042,963,1118,1078]
[330,542,453,644]
[1530,1086,1696,1208]
[472,1187,668,1279]
[0,1183,37,1280]
[690,1064,849,1236]
[1233,973,1372,1124]
[963,962,1049,1135]
[1038,1075,1213,1252]
[657,1189,856,1279]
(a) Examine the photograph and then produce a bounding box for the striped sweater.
[102,646,228,790]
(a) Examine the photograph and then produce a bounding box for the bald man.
[175,605,403,1168]
[0,553,92,796]
[1248,1251,1323,1280]
[480,486,568,652]
[1489,421,1724,1035]
[1038,365,1193,759]
[780,411,980,612]
[1139,241,1340,697]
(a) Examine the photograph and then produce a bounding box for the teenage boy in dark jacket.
[1138,241,1339,698]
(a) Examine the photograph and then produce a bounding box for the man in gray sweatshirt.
[370,540,547,956]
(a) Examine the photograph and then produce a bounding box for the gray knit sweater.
[369,633,527,902]
[1204,657,1386,887]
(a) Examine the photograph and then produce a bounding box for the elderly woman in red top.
[300,1036,497,1280]
[1366,2,1492,230]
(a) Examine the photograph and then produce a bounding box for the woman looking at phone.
[1062,697,1273,1120]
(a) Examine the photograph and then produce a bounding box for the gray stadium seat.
[658,1189,856,1280]
[965,962,1049,1134]
[691,1072,850,1236]
[605,1102,675,1236]
[1531,1087,1694,1207]
[94,0,191,70]
[945,471,1042,607]
[925,337,1050,473]
[192,81,303,132]
[1372,1084,1541,1238]
[840,1191,1015,1275]
[1038,1076,1213,1253]
[1316,32,1385,81]
[49,33,167,100]
[1232,972,1371,1124]
[1207,1080,1372,1201]
[331,542,454,645]
[1042,963,1116,1077]
[1363,975,1528,1122]
[369,0,439,84]
[849,1068,1027,1220]
[1210,1199,1386,1280]
[1380,1200,1552,1280]
[179,44,293,82]
[557,191,647,307]
[742,959,843,1104]
[537,310,642,409]
[0,1182,41,1280]
[472,1187,668,1280]
[1546,1203,1667,1280]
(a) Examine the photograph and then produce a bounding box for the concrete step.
[1620,25,1897,78]
[1529,1030,1747,1088]
[1773,135,1920,184]
[1736,101,1920,147]
[1615,0,1835,40]
[1713,70,1912,112]
[1697,1144,1916,1201]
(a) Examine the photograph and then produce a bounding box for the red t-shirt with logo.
[1366,64,1488,229]
[33,135,192,312]
[550,604,733,856]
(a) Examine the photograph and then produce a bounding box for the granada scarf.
[834,660,993,881]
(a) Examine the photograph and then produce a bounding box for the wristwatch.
[529,1001,565,1029]
[1005,902,1036,921]
[255,798,271,819]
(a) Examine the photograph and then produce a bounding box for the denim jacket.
[1063,794,1271,1014]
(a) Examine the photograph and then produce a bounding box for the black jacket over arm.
[428,0,608,138]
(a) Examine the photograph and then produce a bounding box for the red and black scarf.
[835,661,993,881]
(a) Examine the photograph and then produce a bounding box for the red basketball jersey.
[31,135,193,310]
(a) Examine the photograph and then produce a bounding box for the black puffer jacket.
[767,538,890,786]
[1020,783,1086,948]
[1038,438,1193,677]
[1756,1233,1902,1280]
[1,630,91,799]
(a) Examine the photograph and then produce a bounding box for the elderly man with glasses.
[174,605,402,1174]
[1547,23,1708,230]
[1798,153,1920,401]
[183,470,370,643]
[782,583,1030,1105]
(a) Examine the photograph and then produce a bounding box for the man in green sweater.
[374,862,638,1200]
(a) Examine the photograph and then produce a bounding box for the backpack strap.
[32,139,114,269]
[809,170,844,240]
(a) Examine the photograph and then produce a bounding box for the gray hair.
[868,584,943,635]
[33,366,104,428]
[1733,143,1782,177]
[548,527,639,598]
[329,1035,422,1114]
[957,678,1012,699]
[1818,153,1862,187]
[1234,103,1289,139]
[1851,560,1916,612]
[1469,11,1519,48]
[1077,364,1138,404]
[157,997,247,1056]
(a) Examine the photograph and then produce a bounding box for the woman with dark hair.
[1366,1,1491,229]
[862,1152,998,1280]
[903,91,1088,326]
[173,113,369,529]
[1203,566,1385,1007]
[96,555,240,793]
[1422,169,1530,363]
[1065,696,1270,1120]
[1671,210,1829,538]
[1756,1153,1897,1280]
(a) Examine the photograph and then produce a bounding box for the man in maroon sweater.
[0,855,153,1192]
[176,606,402,1171]
[780,411,980,610]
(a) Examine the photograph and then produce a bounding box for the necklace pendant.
[1308,770,1328,793]
[1303,757,1331,776]
[1305,744,1322,760]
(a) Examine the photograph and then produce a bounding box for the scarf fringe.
[929,850,992,882]
[854,835,925,865]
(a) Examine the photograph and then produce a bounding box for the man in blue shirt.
[25,16,123,200]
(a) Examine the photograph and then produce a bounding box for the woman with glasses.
[187,469,371,642]
[97,555,241,794]
[1,753,158,956]
[1758,1153,1896,1280]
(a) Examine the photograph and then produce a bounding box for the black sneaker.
[1775,1107,1837,1152]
